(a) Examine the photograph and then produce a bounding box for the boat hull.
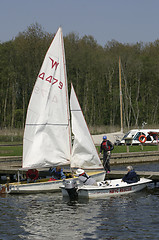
[1,171,105,194]
[61,178,152,199]
[6,179,63,194]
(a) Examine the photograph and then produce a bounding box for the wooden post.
[119,56,123,133]
[126,145,129,153]
[6,175,10,191]
[18,170,20,182]
[140,144,143,151]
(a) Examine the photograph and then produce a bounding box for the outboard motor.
[63,179,78,200]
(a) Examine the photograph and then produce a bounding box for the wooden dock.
[0,152,159,183]
[1,151,159,168]
[110,151,159,165]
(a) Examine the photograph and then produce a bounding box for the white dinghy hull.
[7,180,63,194]
[5,170,105,194]
[61,178,152,199]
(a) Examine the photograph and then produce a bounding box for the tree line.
[1,23,159,130]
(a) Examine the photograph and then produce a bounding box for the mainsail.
[22,27,103,171]
[70,84,103,170]
[23,27,71,168]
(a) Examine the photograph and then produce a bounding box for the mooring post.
[154,180,157,187]
[125,137,133,153]
[17,170,20,182]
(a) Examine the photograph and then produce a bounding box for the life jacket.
[102,140,111,151]
[80,172,90,183]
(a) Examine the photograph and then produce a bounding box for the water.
[0,185,159,240]
[112,161,159,172]
[0,162,159,240]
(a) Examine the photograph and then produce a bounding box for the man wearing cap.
[76,169,97,186]
[99,135,114,173]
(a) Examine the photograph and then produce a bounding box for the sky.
[1,0,159,46]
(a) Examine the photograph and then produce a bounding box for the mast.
[119,56,123,133]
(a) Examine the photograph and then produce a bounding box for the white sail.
[70,84,103,170]
[23,27,71,169]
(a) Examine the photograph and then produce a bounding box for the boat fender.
[139,135,147,143]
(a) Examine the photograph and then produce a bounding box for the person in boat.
[26,169,39,183]
[76,169,97,186]
[122,166,140,184]
[49,166,66,181]
[99,135,114,173]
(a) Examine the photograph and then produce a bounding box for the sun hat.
[76,169,85,176]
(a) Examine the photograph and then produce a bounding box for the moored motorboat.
[61,178,152,199]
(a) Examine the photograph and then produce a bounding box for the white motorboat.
[61,178,152,199]
[1,27,105,194]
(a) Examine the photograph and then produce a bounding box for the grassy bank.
[0,144,159,157]
[0,145,23,156]
[0,126,159,157]
[96,144,159,154]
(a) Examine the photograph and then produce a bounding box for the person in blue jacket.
[49,166,66,181]
[122,166,139,183]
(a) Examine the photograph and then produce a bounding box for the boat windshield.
[122,132,130,140]
[134,132,145,140]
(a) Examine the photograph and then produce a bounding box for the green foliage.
[1,23,159,129]
[14,109,23,128]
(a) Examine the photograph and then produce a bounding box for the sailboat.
[3,27,105,194]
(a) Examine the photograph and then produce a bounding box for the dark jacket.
[122,170,139,183]
[26,169,39,180]
[100,140,114,153]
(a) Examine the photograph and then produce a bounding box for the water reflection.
[0,187,159,239]
[94,190,159,239]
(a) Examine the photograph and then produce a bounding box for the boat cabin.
[118,129,159,145]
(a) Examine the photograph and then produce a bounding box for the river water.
[0,163,159,240]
